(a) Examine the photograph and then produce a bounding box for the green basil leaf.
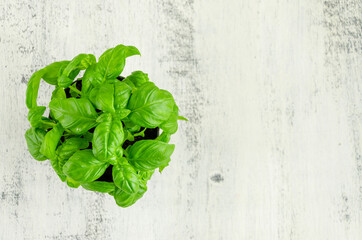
[123,119,141,133]
[123,71,149,89]
[28,106,46,128]
[66,177,81,188]
[156,131,171,143]
[56,137,89,160]
[82,181,115,193]
[40,123,64,159]
[50,156,67,182]
[128,140,175,171]
[81,64,102,96]
[51,87,66,100]
[26,69,46,109]
[127,82,175,128]
[113,163,140,194]
[96,44,140,82]
[178,115,188,121]
[89,83,115,113]
[139,170,155,181]
[160,105,179,134]
[113,180,147,208]
[25,128,47,161]
[92,119,124,163]
[159,162,169,173]
[115,109,131,120]
[58,54,95,88]
[53,137,89,182]
[79,54,96,69]
[114,81,132,110]
[42,61,70,85]
[82,132,93,142]
[49,98,98,135]
[63,149,109,183]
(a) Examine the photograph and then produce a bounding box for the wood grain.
[0,0,361,239]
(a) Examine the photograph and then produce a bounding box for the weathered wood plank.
[0,0,361,239]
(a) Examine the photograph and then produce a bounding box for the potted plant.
[25,44,187,207]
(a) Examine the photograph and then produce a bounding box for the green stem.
[69,85,82,95]
[41,121,56,127]
[133,128,147,137]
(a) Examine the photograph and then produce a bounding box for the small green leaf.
[96,44,140,82]
[40,123,64,159]
[82,181,115,193]
[49,98,98,135]
[113,163,140,194]
[178,115,188,121]
[63,150,109,183]
[128,140,175,171]
[25,128,47,161]
[139,170,155,181]
[128,82,175,128]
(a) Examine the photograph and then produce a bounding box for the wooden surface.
[0,0,361,239]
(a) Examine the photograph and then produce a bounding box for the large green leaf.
[113,180,147,208]
[82,181,115,193]
[128,140,175,171]
[112,163,140,194]
[89,83,115,113]
[127,82,175,128]
[25,128,47,161]
[92,118,124,163]
[63,150,109,183]
[49,98,98,134]
[96,44,140,82]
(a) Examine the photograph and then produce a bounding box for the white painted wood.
[0,0,361,239]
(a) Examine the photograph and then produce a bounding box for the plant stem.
[133,128,147,137]
[41,121,56,127]
[69,85,82,95]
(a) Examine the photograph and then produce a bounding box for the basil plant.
[25,44,187,207]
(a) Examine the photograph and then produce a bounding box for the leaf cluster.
[25,44,187,207]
